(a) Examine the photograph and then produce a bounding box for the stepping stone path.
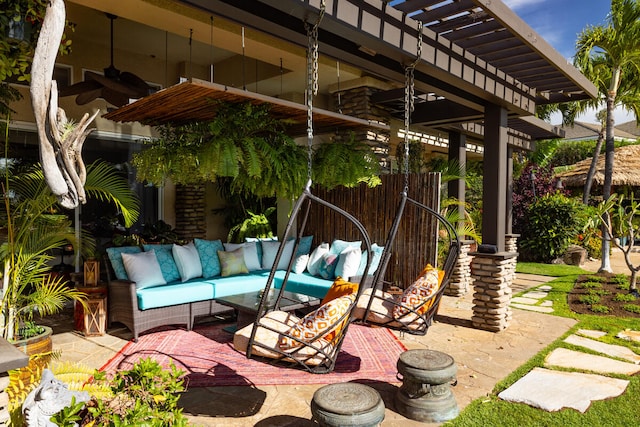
[510,285,554,313]
[500,328,640,412]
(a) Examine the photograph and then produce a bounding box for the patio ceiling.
[179,0,596,117]
[168,0,594,147]
[391,0,594,105]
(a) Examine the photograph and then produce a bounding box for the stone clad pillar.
[445,239,474,296]
[174,184,206,240]
[328,76,392,171]
[470,252,517,332]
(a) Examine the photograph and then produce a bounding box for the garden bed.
[568,273,640,318]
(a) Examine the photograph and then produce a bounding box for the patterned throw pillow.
[317,252,338,280]
[279,294,355,350]
[193,238,224,278]
[106,246,142,280]
[217,248,249,277]
[143,244,180,283]
[224,241,262,271]
[392,264,442,319]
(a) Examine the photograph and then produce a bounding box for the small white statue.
[22,369,90,427]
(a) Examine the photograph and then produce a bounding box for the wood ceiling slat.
[412,0,476,24]
[432,19,502,41]
[468,37,522,55]
[454,28,512,47]
[490,52,545,68]
[481,45,534,62]
[103,79,389,136]
[393,0,444,14]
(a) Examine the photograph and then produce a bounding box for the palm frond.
[84,161,140,228]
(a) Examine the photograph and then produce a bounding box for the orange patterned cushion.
[279,294,355,350]
[321,276,359,305]
[392,264,442,320]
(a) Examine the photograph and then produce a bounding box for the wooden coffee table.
[215,290,320,331]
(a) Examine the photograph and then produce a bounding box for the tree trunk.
[599,96,616,273]
[29,0,98,210]
[582,128,604,204]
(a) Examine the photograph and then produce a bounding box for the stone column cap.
[470,251,519,260]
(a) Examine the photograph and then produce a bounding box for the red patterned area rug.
[101,322,407,387]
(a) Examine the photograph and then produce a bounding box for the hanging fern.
[133,102,381,199]
[313,134,381,190]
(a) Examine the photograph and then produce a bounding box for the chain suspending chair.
[233,2,374,373]
[352,22,461,335]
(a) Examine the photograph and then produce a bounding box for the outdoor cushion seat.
[137,280,215,310]
[353,288,423,331]
[272,270,334,299]
[233,310,332,366]
[207,273,273,298]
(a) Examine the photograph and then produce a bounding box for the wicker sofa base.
[107,279,235,341]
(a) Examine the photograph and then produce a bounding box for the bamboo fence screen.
[305,173,441,288]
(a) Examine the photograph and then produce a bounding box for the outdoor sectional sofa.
[105,237,382,341]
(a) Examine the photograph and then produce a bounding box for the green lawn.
[445,262,640,427]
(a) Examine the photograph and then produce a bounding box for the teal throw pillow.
[356,243,385,277]
[106,246,142,280]
[318,252,339,280]
[329,239,362,256]
[194,238,224,278]
[143,244,180,283]
[292,235,314,257]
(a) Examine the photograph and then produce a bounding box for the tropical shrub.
[52,358,190,426]
[518,193,590,262]
[512,162,564,235]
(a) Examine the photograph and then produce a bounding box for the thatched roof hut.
[556,144,640,187]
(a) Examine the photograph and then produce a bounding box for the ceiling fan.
[60,13,150,107]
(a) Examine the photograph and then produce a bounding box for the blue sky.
[504,0,634,124]
[505,0,611,60]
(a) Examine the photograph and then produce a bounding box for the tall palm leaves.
[573,0,640,272]
[1,161,139,340]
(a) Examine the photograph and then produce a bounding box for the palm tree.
[0,161,140,341]
[574,0,640,272]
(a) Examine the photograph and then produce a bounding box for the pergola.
[108,0,596,253]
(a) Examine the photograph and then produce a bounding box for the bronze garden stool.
[395,349,459,423]
[311,382,385,427]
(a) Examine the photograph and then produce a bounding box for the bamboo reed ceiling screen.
[305,172,441,288]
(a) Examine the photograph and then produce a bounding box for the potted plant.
[0,161,140,344]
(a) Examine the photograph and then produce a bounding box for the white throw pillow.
[335,246,363,280]
[121,250,166,289]
[224,242,262,271]
[293,254,309,274]
[261,239,295,270]
[307,242,330,276]
[172,242,203,282]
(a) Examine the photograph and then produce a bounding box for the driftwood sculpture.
[30,0,98,209]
